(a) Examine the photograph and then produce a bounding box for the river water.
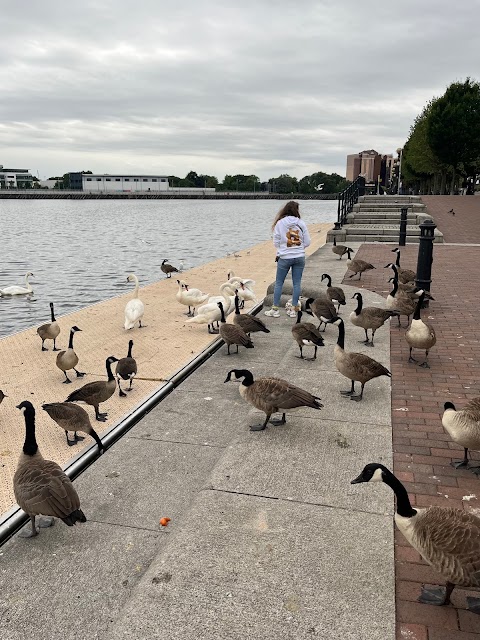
[0,199,336,338]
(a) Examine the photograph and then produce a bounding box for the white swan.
[206,282,236,315]
[124,274,145,330]
[227,270,256,289]
[0,272,34,296]
[227,271,256,308]
[176,279,209,316]
[185,300,224,334]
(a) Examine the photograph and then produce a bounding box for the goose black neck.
[240,370,254,387]
[50,303,56,322]
[22,409,38,456]
[127,341,133,358]
[162,259,167,265]
[336,320,345,349]
[218,302,226,323]
[296,310,302,324]
[389,279,398,297]
[390,263,398,277]
[395,252,401,267]
[354,294,363,315]
[234,295,240,315]
[383,470,417,517]
[413,294,424,321]
[333,236,337,246]
[323,274,332,287]
[106,359,115,381]
[68,330,75,349]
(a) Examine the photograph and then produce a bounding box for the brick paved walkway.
[422,196,480,243]
[342,243,480,640]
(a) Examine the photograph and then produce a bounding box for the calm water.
[0,199,336,337]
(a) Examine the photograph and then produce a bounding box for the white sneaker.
[264,308,280,317]
[287,308,298,318]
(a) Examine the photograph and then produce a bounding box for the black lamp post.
[399,207,408,246]
[415,219,436,305]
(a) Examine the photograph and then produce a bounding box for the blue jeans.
[273,256,305,307]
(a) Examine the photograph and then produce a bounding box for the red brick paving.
[342,242,480,639]
[421,196,480,243]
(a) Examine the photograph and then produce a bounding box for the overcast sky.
[1,0,478,180]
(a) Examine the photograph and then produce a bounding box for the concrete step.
[348,214,418,220]
[344,225,422,236]
[347,218,418,225]
[358,196,421,203]
[352,204,427,212]
[340,235,443,243]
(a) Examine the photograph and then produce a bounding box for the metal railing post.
[416,219,436,306]
[399,207,408,246]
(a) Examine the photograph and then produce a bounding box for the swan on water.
[0,272,34,296]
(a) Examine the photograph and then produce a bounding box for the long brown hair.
[271,201,300,230]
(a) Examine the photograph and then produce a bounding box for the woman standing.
[264,201,311,318]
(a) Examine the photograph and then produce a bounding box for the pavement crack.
[128,436,226,449]
[86,518,164,533]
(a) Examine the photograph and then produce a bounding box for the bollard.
[415,219,436,306]
[399,207,408,246]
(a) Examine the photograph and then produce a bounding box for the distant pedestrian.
[264,201,311,318]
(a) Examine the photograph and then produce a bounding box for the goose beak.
[350,473,365,484]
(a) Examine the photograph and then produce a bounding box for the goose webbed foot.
[350,394,363,401]
[95,410,108,422]
[250,423,267,431]
[66,431,77,446]
[119,390,127,397]
[466,597,480,614]
[340,390,355,396]
[41,345,48,351]
[37,516,55,528]
[269,414,286,426]
[418,584,454,606]
[418,361,430,369]
[450,459,468,469]
[468,465,480,475]
[74,369,85,378]
[18,524,39,538]
[63,377,72,384]
[74,432,85,442]
[408,356,418,364]
[208,326,219,334]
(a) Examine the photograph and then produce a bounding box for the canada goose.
[0,390,7,405]
[391,248,416,283]
[442,399,480,473]
[42,402,104,452]
[350,292,399,347]
[124,274,145,330]
[332,237,352,260]
[232,292,270,336]
[385,272,434,301]
[385,277,417,327]
[0,271,34,296]
[329,317,391,401]
[304,295,336,331]
[116,339,137,396]
[14,401,87,538]
[292,309,324,360]
[351,463,480,612]
[161,259,179,278]
[405,292,436,368]
[321,273,346,311]
[37,302,61,351]
[218,302,254,354]
[176,279,210,316]
[56,326,84,383]
[66,356,119,422]
[224,369,323,431]
[346,249,375,280]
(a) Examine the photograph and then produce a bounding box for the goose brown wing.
[66,381,106,403]
[328,287,346,304]
[415,507,480,587]
[43,402,90,429]
[252,377,320,410]
[221,324,251,345]
[462,397,480,422]
[14,461,80,518]
[347,352,391,379]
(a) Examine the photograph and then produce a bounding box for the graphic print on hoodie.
[274,215,311,258]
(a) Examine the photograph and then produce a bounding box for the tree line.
[402,78,480,194]
[48,170,348,194]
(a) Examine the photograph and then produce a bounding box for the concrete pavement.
[0,243,395,640]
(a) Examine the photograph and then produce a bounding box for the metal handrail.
[335,176,365,228]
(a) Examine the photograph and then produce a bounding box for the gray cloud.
[1,0,478,179]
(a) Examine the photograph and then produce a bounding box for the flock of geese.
[3,246,480,616]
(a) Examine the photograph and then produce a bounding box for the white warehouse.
[80,174,170,192]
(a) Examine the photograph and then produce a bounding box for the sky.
[1,0,479,181]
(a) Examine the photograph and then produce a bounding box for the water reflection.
[0,199,335,337]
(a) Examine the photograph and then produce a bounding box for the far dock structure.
[0,189,336,199]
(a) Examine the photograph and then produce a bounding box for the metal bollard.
[415,219,436,306]
[399,207,408,246]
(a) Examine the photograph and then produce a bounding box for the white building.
[81,174,170,192]
[0,166,36,189]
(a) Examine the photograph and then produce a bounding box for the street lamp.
[397,147,403,195]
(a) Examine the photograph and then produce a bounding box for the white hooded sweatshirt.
[273,216,311,259]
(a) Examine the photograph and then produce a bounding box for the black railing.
[335,176,365,229]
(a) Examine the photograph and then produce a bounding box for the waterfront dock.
[0,223,331,514]
[0,239,395,640]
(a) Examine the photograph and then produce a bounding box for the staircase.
[327,195,444,243]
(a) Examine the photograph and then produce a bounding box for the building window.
[124,178,130,182]
[115,178,120,182]
[97,178,102,181]
[106,178,111,181]
[86,178,92,181]
[134,178,139,182]
[161,178,167,182]
[143,178,148,182]
[152,179,157,182]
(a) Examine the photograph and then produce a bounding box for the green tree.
[269,174,298,194]
[427,78,480,193]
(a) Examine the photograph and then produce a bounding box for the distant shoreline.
[0,190,337,200]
